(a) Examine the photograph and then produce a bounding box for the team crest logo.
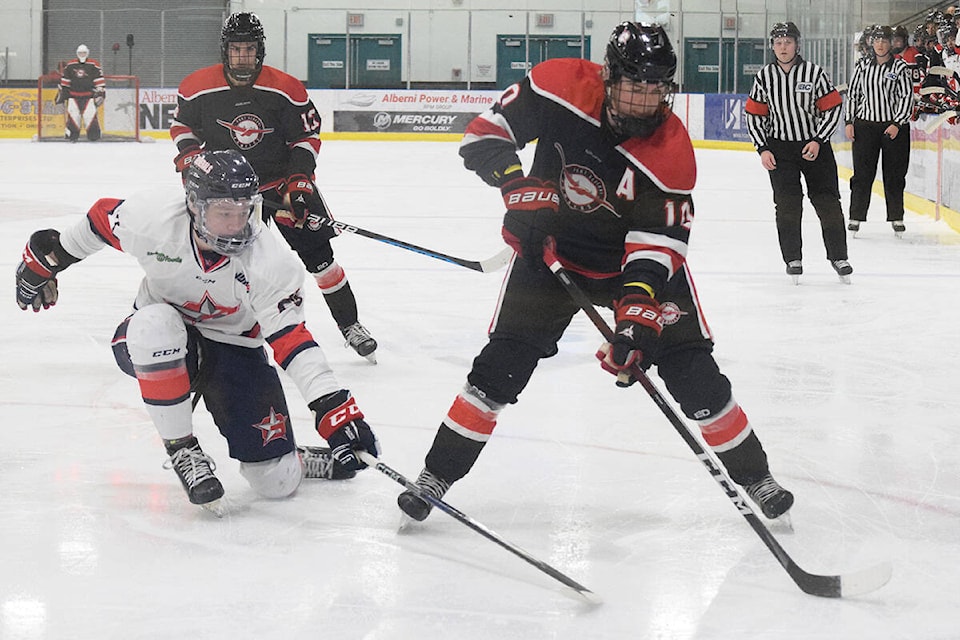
[253,407,289,445]
[555,143,619,216]
[176,291,240,322]
[659,301,687,325]
[216,114,275,150]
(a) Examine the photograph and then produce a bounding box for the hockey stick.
[262,199,512,273]
[541,238,892,598]
[356,451,600,604]
[923,109,958,133]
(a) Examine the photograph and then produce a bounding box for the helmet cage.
[184,150,263,256]
[221,12,265,82]
[76,44,89,62]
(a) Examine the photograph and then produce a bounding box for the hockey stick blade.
[923,109,958,134]
[926,65,955,78]
[263,199,511,273]
[357,451,601,604]
[541,238,892,598]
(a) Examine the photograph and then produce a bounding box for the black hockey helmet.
[184,150,263,256]
[871,25,894,43]
[893,25,910,41]
[603,22,677,138]
[221,12,265,83]
[939,22,958,46]
[769,21,801,46]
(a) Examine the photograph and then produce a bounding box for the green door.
[308,34,401,88]
[683,39,721,93]
[308,35,346,89]
[722,39,767,93]
[496,35,591,89]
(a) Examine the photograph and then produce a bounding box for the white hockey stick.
[923,110,957,133]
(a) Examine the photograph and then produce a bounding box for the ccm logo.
[327,401,361,428]
[152,348,181,357]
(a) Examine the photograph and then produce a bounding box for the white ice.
[1,138,958,639]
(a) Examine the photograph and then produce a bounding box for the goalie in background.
[58,44,105,142]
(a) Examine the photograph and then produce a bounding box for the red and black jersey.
[171,64,322,187]
[60,59,105,98]
[459,57,695,298]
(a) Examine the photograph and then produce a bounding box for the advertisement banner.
[703,93,750,142]
[334,110,475,133]
[0,88,42,137]
[328,89,499,133]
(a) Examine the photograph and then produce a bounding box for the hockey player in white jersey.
[14,150,380,510]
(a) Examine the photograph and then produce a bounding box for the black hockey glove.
[93,88,105,107]
[55,87,67,105]
[500,176,559,267]
[15,229,78,312]
[596,292,663,386]
[310,390,380,472]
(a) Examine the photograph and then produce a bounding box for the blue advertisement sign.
[704,94,751,142]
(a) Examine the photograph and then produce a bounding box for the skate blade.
[790,275,800,285]
[894,231,904,239]
[770,510,794,533]
[201,498,226,518]
[838,275,851,285]
[397,512,419,533]
[363,352,378,364]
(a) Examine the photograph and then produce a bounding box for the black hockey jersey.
[460,57,696,298]
[59,59,105,98]
[171,65,322,188]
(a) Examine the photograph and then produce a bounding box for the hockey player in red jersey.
[57,44,105,142]
[14,150,380,511]
[171,12,377,362]
[397,22,794,523]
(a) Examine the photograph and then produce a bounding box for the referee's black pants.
[849,120,910,222]
[766,138,848,264]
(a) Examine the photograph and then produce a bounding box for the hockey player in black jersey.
[58,44,105,142]
[397,22,794,523]
[171,12,377,362]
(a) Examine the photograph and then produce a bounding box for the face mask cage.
[190,194,263,256]
[604,77,676,138]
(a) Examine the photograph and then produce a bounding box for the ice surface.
[1,139,958,639]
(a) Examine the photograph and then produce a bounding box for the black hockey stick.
[356,451,600,604]
[262,199,512,273]
[542,238,892,598]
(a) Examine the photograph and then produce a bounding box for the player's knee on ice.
[239,449,303,498]
[126,304,188,367]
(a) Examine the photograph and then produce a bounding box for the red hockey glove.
[310,390,380,472]
[174,145,203,173]
[500,176,559,267]
[596,293,663,385]
[278,173,321,229]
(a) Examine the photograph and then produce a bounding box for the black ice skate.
[785,260,802,285]
[298,446,356,480]
[397,468,451,522]
[892,221,906,238]
[163,436,224,506]
[340,321,378,363]
[830,259,853,284]
[847,220,860,235]
[743,473,794,519]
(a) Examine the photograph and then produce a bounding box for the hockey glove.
[173,144,203,174]
[55,87,67,105]
[500,176,559,266]
[278,173,323,230]
[596,292,663,386]
[93,89,105,107]
[310,390,380,473]
[15,229,78,312]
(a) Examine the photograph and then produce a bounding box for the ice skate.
[163,437,225,510]
[340,321,378,363]
[830,259,853,284]
[743,473,794,519]
[892,221,905,238]
[847,220,860,236]
[785,260,802,285]
[298,446,356,480]
[397,468,451,522]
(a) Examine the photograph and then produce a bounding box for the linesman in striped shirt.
[845,25,914,237]
[746,22,852,284]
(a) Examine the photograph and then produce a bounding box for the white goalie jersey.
[58,188,340,402]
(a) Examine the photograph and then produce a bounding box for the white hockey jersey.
[58,188,340,404]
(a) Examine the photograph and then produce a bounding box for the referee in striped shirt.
[845,25,914,236]
[746,22,851,283]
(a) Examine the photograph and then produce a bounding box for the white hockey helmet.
[76,44,89,62]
